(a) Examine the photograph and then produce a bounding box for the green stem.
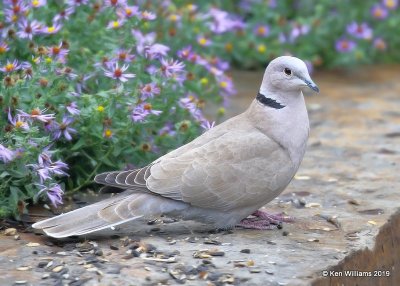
[66,146,113,195]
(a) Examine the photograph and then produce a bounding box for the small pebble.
[17,266,31,271]
[14,281,27,285]
[41,273,49,279]
[94,249,103,256]
[109,244,119,250]
[52,265,64,273]
[26,242,40,247]
[282,231,289,236]
[249,268,262,273]
[14,235,20,240]
[4,228,17,236]
[37,261,48,268]
[240,249,251,254]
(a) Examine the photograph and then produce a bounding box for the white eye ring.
[284,68,292,77]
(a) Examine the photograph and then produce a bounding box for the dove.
[32,56,319,238]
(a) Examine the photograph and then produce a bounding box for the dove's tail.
[32,191,188,238]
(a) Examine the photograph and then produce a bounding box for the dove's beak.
[304,78,319,93]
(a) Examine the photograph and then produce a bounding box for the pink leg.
[236,210,294,230]
[236,218,278,230]
[252,210,295,223]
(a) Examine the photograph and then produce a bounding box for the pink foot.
[236,210,294,230]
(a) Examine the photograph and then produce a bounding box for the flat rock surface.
[1,65,399,286]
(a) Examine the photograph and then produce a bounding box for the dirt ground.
[1,65,399,286]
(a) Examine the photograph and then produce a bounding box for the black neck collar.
[256,92,285,109]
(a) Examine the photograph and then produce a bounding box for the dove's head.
[261,56,319,94]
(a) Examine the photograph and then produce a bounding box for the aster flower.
[132,30,156,55]
[290,24,310,42]
[131,103,162,122]
[160,58,185,77]
[140,83,160,99]
[29,154,69,183]
[8,109,29,130]
[335,38,356,52]
[103,128,113,139]
[117,5,140,18]
[37,183,64,207]
[48,43,69,63]
[217,76,236,96]
[107,19,125,29]
[53,9,74,22]
[383,0,398,9]
[41,23,62,35]
[0,59,21,73]
[66,0,89,7]
[18,108,55,122]
[115,49,135,63]
[201,120,215,131]
[66,102,80,115]
[177,46,193,60]
[56,66,78,80]
[197,35,212,46]
[103,63,136,82]
[0,144,14,163]
[145,43,170,59]
[0,42,9,54]
[104,0,127,8]
[371,4,388,19]
[254,24,270,37]
[347,22,373,40]
[179,95,204,122]
[31,0,47,8]
[141,10,157,20]
[17,19,42,40]
[205,8,244,34]
[373,38,387,51]
[52,117,77,141]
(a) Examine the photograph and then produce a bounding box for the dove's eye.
[284,68,292,76]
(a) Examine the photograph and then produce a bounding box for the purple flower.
[140,83,160,99]
[290,24,310,42]
[67,0,89,7]
[140,10,156,21]
[131,103,162,122]
[217,76,236,96]
[31,0,47,8]
[107,19,125,29]
[41,23,62,34]
[254,24,270,37]
[8,109,29,130]
[53,9,73,22]
[205,8,242,34]
[0,59,21,73]
[37,184,64,207]
[145,43,170,59]
[52,117,77,141]
[197,35,212,46]
[17,19,42,40]
[115,49,135,63]
[383,0,398,9]
[179,95,205,122]
[29,153,69,183]
[103,63,136,82]
[373,38,387,50]
[160,58,185,77]
[132,30,156,55]
[0,144,14,163]
[18,108,55,122]
[49,43,69,63]
[104,0,127,8]
[117,5,140,19]
[371,4,389,19]
[0,42,9,54]
[335,38,356,52]
[66,102,80,115]
[347,22,373,39]
[201,120,215,131]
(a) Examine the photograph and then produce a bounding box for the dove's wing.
[97,114,294,212]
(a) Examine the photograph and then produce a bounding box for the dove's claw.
[252,210,295,223]
[236,218,278,230]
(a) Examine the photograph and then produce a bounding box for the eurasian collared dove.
[33,56,319,238]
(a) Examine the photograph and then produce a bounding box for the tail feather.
[32,191,189,238]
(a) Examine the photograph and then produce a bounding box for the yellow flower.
[220,81,228,88]
[45,57,52,64]
[47,26,55,33]
[112,21,119,28]
[169,14,178,22]
[15,121,24,128]
[97,105,105,112]
[385,0,396,8]
[32,0,39,7]
[198,37,208,46]
[257,44,266,53]
[218,107,225,116]
[225,43,233,53]
[200,78,208,85]
[104,129,112,138]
